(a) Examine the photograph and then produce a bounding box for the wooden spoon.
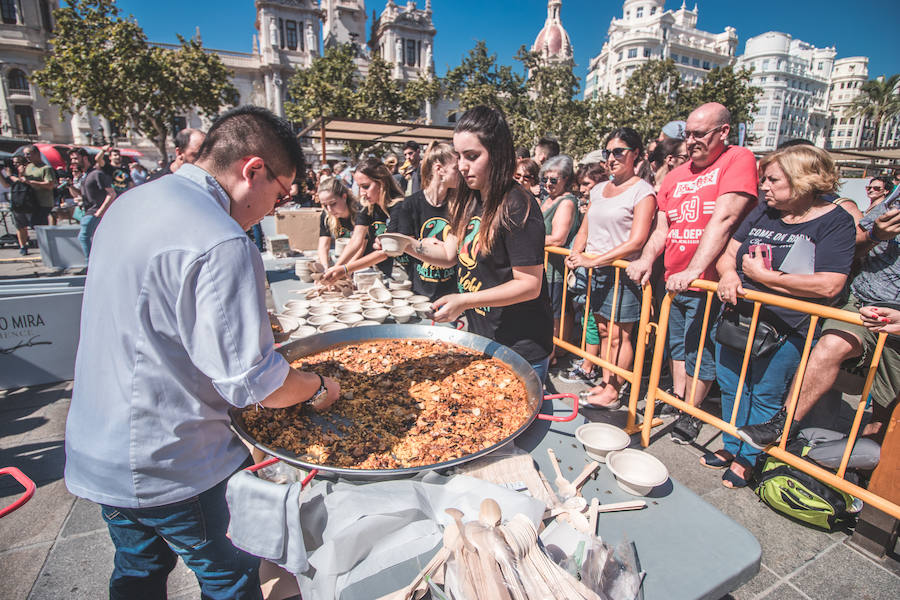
[479,498,502,527]
[546,448,576,499]
[445,508,484,600]
[571,461,600,494]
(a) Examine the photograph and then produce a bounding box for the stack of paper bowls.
[295,259,315,282]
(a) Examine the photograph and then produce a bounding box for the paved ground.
[1,247,899,599]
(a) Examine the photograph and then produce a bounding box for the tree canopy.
[32,0,237,158]
[849,74,900,149]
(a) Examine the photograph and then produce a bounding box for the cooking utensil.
[571,461,600,493]
[546,448,576,499]
[445,508,483,599]
[588,497,599,535]
[229,325,547,481]
[597,500,647,513]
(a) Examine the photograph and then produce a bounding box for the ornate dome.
[532,0,573,64]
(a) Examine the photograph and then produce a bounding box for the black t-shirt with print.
[318,211,354,239]
[101,164,132,194]
[456,186,553,362]
[733,203,856,331]
[392,190,457,301]
[355,202,395,277]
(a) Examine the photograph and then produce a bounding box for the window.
[1,0,17,24]
[766,136,776,147]
[13,105,35,135]
[278,18,285,49]
[703,61,710,69]
[406,39,417,66]
[7,69,28,93]
[768,122,777,131]
[636,7,643,17]
[770,106,780,115]
[680,55,689,65]
[40,0,52,32]
[285,20,297,50]
[643,48,651,58]
[692,58,700,67]
[760,76,767,83]
[671,53,679,62]
[627,48,637,59]
[651,7,657,15]
[618,51,623,61]
[762,59,769,70]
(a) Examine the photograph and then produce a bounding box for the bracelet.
[343,264,349,276]
[306,373,326,404]
[866,228,883,244]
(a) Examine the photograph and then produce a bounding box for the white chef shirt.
[65,164,290,508]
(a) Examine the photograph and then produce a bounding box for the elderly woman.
[563,128,655,408]
[540,155,581,366]
[712,144,857,488]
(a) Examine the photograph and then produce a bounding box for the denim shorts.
[667,291,719,381]
[588,266,642,323]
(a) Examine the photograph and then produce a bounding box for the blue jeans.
[716,335,803,464]
[78,214,101,258]
[531,356,551,389]
[101,467,261,600]
[667,291,719,381]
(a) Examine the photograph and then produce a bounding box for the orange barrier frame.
[544,246,900,521]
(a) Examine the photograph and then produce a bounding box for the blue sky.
[115,0,900,88]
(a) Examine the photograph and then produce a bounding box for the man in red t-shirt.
[628,102,757,444]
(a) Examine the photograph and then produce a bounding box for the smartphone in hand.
[748,243,773,270]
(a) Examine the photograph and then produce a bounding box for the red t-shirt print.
[656,145,758,282]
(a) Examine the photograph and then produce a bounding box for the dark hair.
[175,128,203,151]
[870,176,893,191]
[197,105,303,179]
[451,105,519,255]
[69,147,89,158]
[356,157,404,213]
[776,138,815,150]
[577,163,606,185]
[403,140,420,152]
[517,157,540,182]
[536,137,560,158]
[605,127,644,157]
[515,146,531,159]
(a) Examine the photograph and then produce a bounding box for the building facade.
[584,0,737,99]
[736,32,835,152]
[0,0,440,161]
[823,57,900,151]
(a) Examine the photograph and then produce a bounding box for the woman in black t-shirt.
[316,177,359,268]
[712,144,856,488]
[323,142,460,301]
[404,107,554,384]
[326,158,404,278]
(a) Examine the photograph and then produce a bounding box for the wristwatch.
[307,373,328,406]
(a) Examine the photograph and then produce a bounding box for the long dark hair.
[356,157,404,215]
[450,106,521,255]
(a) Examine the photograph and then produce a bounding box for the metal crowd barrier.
[543,246,900,521]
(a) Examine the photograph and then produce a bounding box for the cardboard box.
[274,208,322,251]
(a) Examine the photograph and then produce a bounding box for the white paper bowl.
[283,306,309,319]
[377,233,412,257]
[389,306,415,323]
[575,423,631,463]
[360,300,382,310]
[272,313,300,334]
[283,299,309,310]
[411,302,434,319]
[390,289,414,299]
[407,295,430,305]
[337,312,364,325]
[319,322,349,332]
[308,314,337,327]
[336,302,362,314]
[368,287,392,303]
[606,449,669,496]
[308,305,334,317]
[390,298,409,308]
[362,307,390,323]
[289,325,317,339]
[388,280,413,291]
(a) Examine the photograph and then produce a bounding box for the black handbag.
[715,305,788,358]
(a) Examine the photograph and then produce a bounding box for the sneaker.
[671,414,702,445]
[18,246,27,256]
[737,407,798,451]
[559,365,598,384]
[656,388,681,416]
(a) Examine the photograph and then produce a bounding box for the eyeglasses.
[264,164,293,207]
[540,176,559,186]
[684,125,723,140]
[866,186,885,192]
[600,147,632,161]
[514,172,534,182]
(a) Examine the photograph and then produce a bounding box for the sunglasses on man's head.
[540,176,559,185]
[601,147,632,161]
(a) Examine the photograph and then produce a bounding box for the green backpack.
[755,446,862,531]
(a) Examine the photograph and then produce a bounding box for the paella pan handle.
[245,458,319,489]
[536,394,579,422]
[0,467,36,518]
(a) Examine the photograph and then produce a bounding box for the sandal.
[578,387,621,410]
[700,451,733,470]
[721,457,753,489]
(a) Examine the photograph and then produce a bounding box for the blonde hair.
[317,177,359,238]
[356,157,403,215]
[758,145,839,200]
[420,142,460,208]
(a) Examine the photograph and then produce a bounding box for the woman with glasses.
[564,128,655,408]
[514,158,540,198]
[327,157,404,278]
[540,155,581,366]
[316,177,360,269]
[864,177,893,213]
[402,106,554,385]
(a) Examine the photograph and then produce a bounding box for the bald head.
[685,102,731,168]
